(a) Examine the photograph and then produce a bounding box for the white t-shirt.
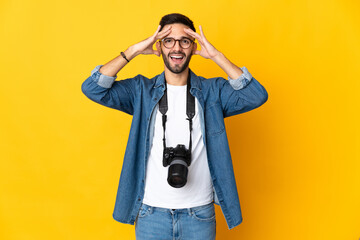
[143,83,213,209]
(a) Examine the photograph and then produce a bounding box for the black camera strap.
[158,73,195,158]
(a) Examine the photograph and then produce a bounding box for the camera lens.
[167,160,188,188]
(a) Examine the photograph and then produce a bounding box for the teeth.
[171,56,183,59]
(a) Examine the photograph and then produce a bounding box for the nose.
[172,40,182,51]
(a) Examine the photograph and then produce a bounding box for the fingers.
[152,25,161,37]
[184,27,204,45]
[184,28,201,39]
[199,25,206,38]
[156,25,172,40]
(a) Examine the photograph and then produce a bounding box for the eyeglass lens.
[163,38,192,49]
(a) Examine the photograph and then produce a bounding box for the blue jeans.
[135,202,216,240]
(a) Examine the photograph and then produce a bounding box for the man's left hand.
[184,26,220,60]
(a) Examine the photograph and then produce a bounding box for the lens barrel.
[167,159,189,188]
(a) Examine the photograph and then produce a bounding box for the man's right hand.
[129,25,172,57]
[98,25,172,77]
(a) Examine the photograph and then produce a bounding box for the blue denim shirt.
[81,65,268,229]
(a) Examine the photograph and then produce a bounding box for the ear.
[192,42,198,55]
[156,41,161,55]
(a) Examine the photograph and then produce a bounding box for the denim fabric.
[135,203,216,240]
[81,66,268,229]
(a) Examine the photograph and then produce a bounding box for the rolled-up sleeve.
[227,66,253,90]
[219,67,268,118]
[81,65,138,115]
[90,65,117,88]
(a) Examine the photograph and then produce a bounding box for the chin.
[169,66,187,74]
[164,58,191,74]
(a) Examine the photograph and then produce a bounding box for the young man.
[82,13,268,240]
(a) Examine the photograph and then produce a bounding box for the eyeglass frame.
[160,37,195,49]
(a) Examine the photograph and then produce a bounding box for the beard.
[161,49,193,74]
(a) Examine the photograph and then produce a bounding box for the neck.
[164,67,189,86]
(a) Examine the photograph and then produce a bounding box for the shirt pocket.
[205,102,225,136]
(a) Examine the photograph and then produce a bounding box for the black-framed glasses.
[161,37,195,49]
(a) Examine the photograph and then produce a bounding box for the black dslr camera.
[163,144,191,188]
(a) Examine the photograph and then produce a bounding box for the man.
[82,13,268,240]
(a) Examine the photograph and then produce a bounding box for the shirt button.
[138,198,141,201]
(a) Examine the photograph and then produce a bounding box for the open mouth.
[170,54,185,64]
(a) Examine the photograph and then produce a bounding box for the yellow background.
[1,0,359,239]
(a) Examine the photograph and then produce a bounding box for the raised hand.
[184,26,220,59]
[131,25,172,57]
[97,25,172,77]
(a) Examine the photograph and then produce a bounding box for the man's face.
[157,23,197,74]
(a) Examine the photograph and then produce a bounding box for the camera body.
[163,144,191,188]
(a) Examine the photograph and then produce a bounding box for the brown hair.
[159,13,196,32]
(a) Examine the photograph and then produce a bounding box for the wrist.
[124,46,138,61]
[211,51,225,63]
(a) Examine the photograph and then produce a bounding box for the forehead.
[164,23,194,39]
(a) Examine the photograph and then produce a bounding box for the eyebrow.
[164,36,195,41]
[164,36,191,39]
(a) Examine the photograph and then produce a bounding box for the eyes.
[161,37,194,49]
[164,38,191,45]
